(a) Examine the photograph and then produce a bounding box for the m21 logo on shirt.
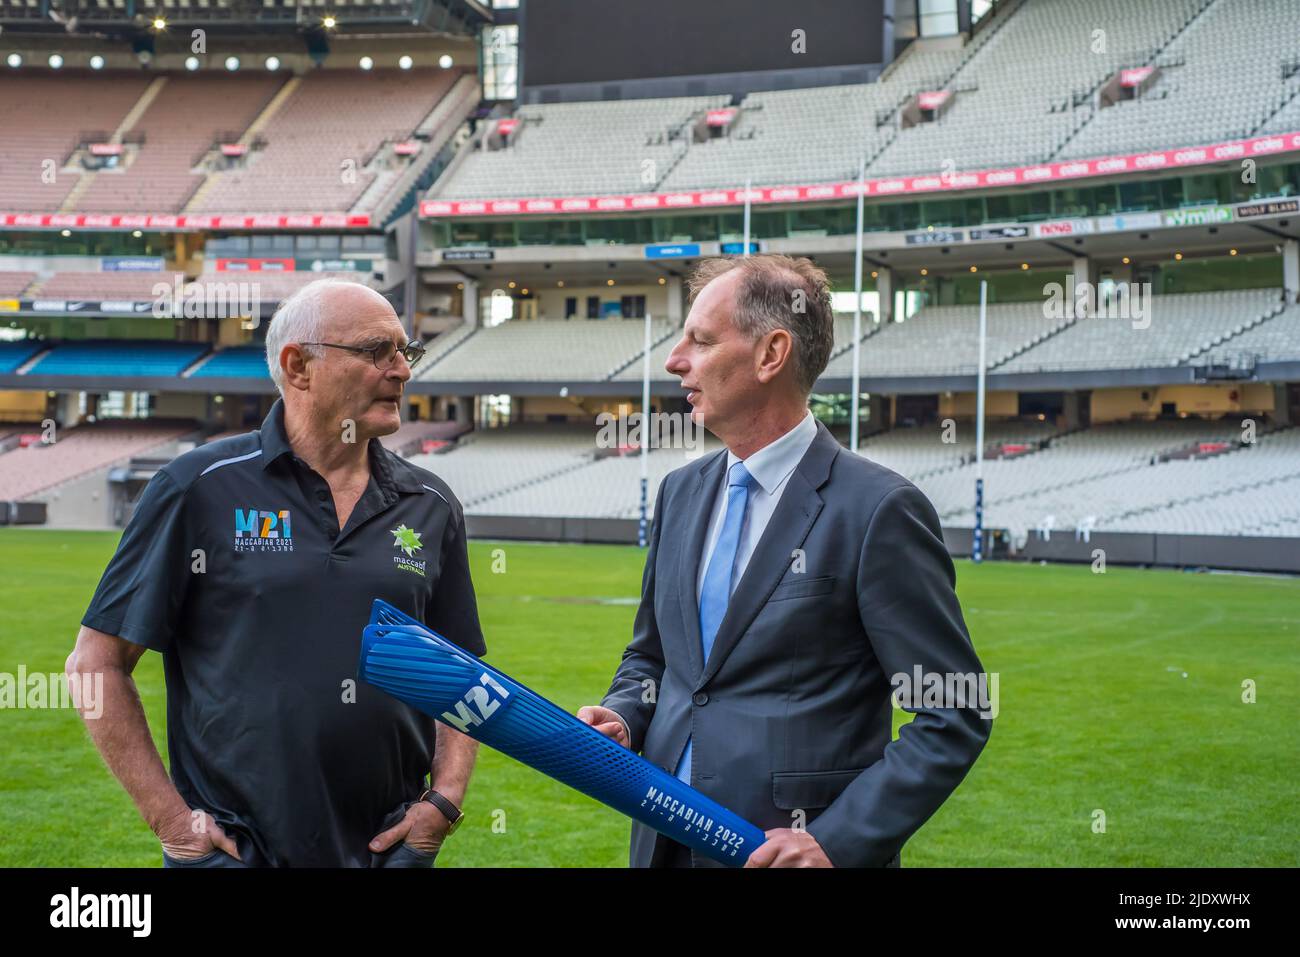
[440,673,510,733]
[233,508,294,552]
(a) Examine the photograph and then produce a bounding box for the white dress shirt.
[604,411,818,747]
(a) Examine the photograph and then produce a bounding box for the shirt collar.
[726,411,818,495]
[258,398,294,469]
[258,397,425,494]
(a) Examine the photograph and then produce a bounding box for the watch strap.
[420,788,463,831]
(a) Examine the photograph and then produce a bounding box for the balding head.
[265,279,395,394]
[265,278,411,443]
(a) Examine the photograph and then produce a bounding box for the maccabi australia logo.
[234,508,293,552]
[391,524,426,577]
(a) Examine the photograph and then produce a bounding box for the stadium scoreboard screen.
[521,0,888,87]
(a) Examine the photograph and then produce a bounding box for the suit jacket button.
[693,692,708,706]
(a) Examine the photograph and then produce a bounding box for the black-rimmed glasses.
[302,339,425,370]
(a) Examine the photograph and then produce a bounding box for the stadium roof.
[0,0,492,36]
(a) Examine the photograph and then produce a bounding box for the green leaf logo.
[391,524,423,557]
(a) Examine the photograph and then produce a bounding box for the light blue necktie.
[676,461,754,784]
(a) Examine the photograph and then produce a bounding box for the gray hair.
[264,278,368,394]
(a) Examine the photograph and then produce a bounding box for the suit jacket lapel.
[676,450,726,682]
[699,422,840,688]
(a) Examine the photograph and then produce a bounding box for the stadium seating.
[377,418,469,456]
[416,319,478,372]
[432,96,730,200]
[76,73,284,214]
[187,270,378,308]
[0,71,152,212]
[188,346,269,378]
[659,35,987,191]
[0,272,37,298]
[921,418,1296,536]
[997,288,1288,373]
[428,0,1300,201]
[854,419,1060,479]
[26,341,208,377]
[823,301,1070,377]
[1198,302,1300,365]
[1060,0,1300,160]
[415,317,676,383]
[408,424,599,507]
[470,439,725,518]
[1104,471,1300,535]
[0,66,470,217]
[32,271,186,301]
[425,416,1299,541]
[195,68,464,215]
[869,0,1212,176]
[0,418,197,501]
[0,340,43,373]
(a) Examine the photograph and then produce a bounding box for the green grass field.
[1,527,1296,867]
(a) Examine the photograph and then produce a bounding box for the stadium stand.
[919,418,1292,535]
[427,0,1300,201]
[0,272,37,297]
[187,270,378,307]
[0,340,43,373]
[415,319,478,370]
[30,271,186,301]
[430,416,1298,542]
[187,345,268,378]
[432,96,730,200]
[194,68,465,215]
[976,426,1300,537]
[1199,302,1300,365]
[853,419,1060,479]
[76,73,285,214]
[610,326,683,383]
[996,288,1289,373]
[1104,471,1300,535]
[0,71,152,212]
[822,302,1073,377]
[378,418,469,456]
[408,424,599,507]
[867,0,1214,176]
[415,317,676,383]
[468,439,725,518]
[1058,0,1300,160]
[658,29,997,191]
[0,418,197,502]
[25,341,208,377]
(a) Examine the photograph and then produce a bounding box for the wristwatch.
[419,788,465,834]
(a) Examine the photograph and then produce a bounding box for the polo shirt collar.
[258,397,426,494]
[259,398,294,469]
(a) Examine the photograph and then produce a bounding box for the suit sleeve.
[806,483,993,867]
[599,478,668,754]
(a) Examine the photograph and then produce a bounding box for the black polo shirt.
[82,398,486,866]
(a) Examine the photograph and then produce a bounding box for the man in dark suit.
[579,254,993,868]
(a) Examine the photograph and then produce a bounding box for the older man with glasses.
[67,279,485,867]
